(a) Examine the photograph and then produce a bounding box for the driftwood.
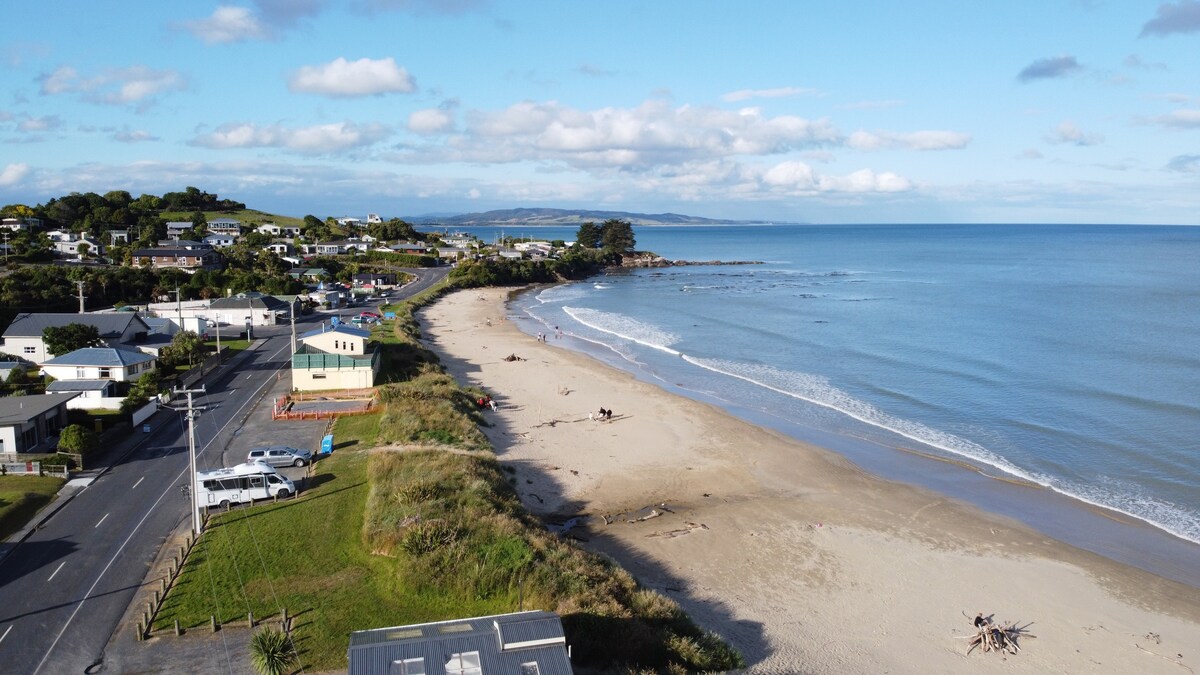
[957,613,1035,656]
[503,353,526,362]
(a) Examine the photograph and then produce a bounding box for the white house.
[0,393,79,453]
[207,218,242,235]
[291,323,378,391]
[336,216,363,228]
[366,213,382,224]
[41,346,157,410]
[203,233,237,248]
[208,293,297,328]
[265,241,294,256]
[2,312,151,365]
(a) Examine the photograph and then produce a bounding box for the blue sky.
[2,1,1198,224]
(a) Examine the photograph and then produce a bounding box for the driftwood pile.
[959,613,1035,656]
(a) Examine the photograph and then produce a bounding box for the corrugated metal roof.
[43,346,156,367]
[2,312,148,339]
[299,324,371,340]
[47,379,113,392]
[347,611,572,675]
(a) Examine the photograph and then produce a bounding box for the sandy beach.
[419,287,1200,674]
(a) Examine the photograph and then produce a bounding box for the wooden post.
[136,621,144,641]
[152,590,159,608]
[248,611,255,628]
[160,578,167,594]
[174,619,181,636]
[211,615,218,632]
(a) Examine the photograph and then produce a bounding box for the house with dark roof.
[2,312,150,365]
[0,393,80,453]
[207,218,243,235]
[132,247,224,272]
[209,293,299,327]
[292,322,378,391]
[347,610,573,675]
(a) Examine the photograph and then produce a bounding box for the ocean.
[429,223,1200,584]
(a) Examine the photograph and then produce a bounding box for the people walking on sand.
[605,408,613,420]
[489,398,498,411]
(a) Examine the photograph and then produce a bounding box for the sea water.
[434,223,1200,582]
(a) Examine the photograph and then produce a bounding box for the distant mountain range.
[403,207,767,227]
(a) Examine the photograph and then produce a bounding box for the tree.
[58,424,98,456]
[600,218,636,252]
[76,242,91,259]
[576,222,601,249]
[160,330,206,369]
[43,323,103,356]
[120,371,161,416]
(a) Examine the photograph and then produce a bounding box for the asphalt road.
[0,266,448,674]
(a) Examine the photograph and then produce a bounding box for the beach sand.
[418,287,1200,674]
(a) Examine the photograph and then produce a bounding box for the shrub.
[249,626,296,675]
[57,424,98,456]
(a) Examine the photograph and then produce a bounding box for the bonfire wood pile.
[959,612,1035,656]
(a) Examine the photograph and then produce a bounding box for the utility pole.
[174,286,183,332]
[76,280,87,313]
[2,231,9,262]
[171,386,207,535]
[289,303,297,354]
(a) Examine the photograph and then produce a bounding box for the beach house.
[2,312,150,365]
[291,323,378,391]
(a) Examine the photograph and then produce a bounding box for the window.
[77,367,87,378]
[98,367,111,378]
[444,652,482,675]
[519,663,541,675]
[23,346,35,354]
[312,374,326,379]
[391,658,425,675]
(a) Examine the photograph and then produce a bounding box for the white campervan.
[195,461,295,510]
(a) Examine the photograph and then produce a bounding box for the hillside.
[405,207,765,227]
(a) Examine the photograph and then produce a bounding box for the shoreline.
[419,287,1200,673]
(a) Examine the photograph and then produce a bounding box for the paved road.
[0,267,447,674]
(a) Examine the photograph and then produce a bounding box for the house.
[207,218,242,235]
[41,346,157,409]
[157,239,211,251]
[203,233,237,248]
[265,241,294,256]
[288,268,327,281]
[1,218,31,232]
[208,293,298,327]
[292,323,378,391]
[109,229,130,245]
[336,216,363,228]
[132,247,224,272]
[257,223,301,237]
[165,221,194,238]
[53,234,103,258]
[2,312,150,365]
[437,246,472,261]
[346,611,573,675]
[352,272,397,289]
[307,286,348,309]
[389,242,430,255]
[366,213,382,224]
[0,393,80,453]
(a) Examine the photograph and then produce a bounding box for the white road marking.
[47,562,66,582]
[132,476,145,489]
[95,513,109,528]
[0,624,12,645]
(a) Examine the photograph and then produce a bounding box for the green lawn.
[0,475,65,541]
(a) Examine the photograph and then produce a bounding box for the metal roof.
[47,379,113,392]
[348,611,572,675]
[43,346,156,367]
[300,324,371,340]
[209,294,291,312]
[0,393,81,424]
[2,312,149,339]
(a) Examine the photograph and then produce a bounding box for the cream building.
[291,323,379,391]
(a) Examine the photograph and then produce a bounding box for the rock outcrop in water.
[616,252,763,268]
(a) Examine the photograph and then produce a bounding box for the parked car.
[359,311,381,319]
[247,445,313,467]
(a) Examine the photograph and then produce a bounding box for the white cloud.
[190,121,390,154]
[1144,108,1200,129]
[847,130,971,151]
[38,65,186,106]
[1045,121,1104,146]
[0,163,30,186]
[288,57,415,97]
[721,87,820,102]
[408,108,455,134]
[113,129,159,143]
[16,115,64,132]
[438,100,841,169]
[182,6,267,43]
[762,161,912,193]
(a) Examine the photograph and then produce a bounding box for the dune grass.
[156,283,742,673]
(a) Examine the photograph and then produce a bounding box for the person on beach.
[489,398,498,411]
[605,409,613,420]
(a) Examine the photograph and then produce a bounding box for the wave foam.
[564,307,681,356]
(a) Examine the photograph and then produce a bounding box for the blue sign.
[384,311,396,320]
[320,434,334,455]
[330,316,340,327]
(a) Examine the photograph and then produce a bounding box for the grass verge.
[0,475,65,541]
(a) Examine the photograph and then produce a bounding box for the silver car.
[247,445,312,467]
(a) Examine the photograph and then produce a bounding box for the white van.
[195,461,295,510]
